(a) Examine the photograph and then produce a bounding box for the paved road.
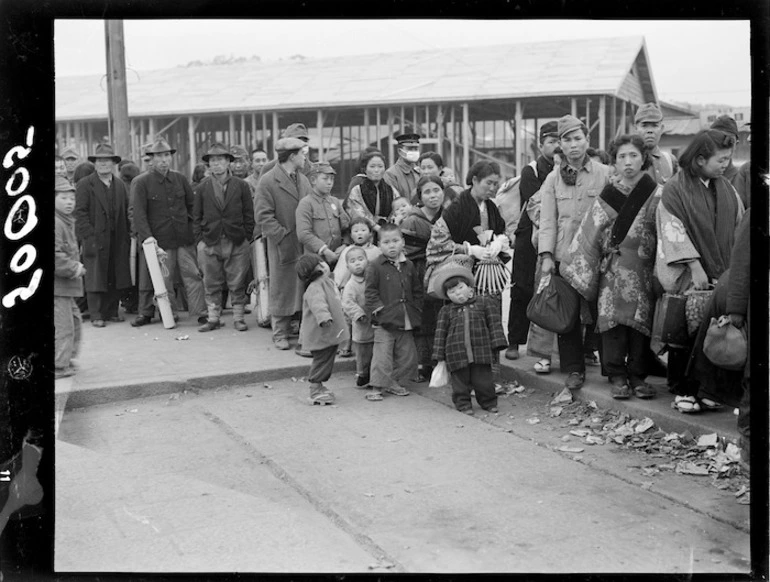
[57,376,750,574]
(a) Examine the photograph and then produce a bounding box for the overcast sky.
[54,19,751,107]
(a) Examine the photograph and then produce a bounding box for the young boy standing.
[432,264,508,415]
[364,224,422,398]
[341,246,376,393]
[54,176,86,378]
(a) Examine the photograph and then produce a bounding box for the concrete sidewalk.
[56,309,740,443]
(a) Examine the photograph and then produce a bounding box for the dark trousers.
[737,377,750,457]
[553,265,598,374]
[508,283,533,347]
[353,341,373,381]
[451,363,496,411]
[667,344,697,396]
[308,344,338,384]
[601,325,649,383]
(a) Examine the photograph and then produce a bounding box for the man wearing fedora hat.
[384,133,421,200]
[255,137,314,350]
[74,143,132,328]
[258,123,314,182]
[634,102,678,185]
[130,137,207,327]
[194,142,255,332]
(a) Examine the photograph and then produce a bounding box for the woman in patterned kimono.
[654,129,744,413]
[562,135,661,400]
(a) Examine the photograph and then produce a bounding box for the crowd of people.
[54,103,753,470]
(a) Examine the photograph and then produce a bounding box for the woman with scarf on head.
[561,134,661,400]
[654,129,745,413]
[400,175,446,382]
[345,150,402,240]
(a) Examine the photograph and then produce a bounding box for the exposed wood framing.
[388,108,394,166]
[188,115,197,174]
[376,108,381,149]
[571,98,577,118]
[272,112,279,153]
[462,102,470,180]
[364,109,370,146]
[317,109,324,161]
[620,100,627,135]
[450,106,456,173]
[514,100,523,174]
[437,104,444,160]
[599,96,606,150]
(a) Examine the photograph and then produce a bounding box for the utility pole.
[104,20,130,160]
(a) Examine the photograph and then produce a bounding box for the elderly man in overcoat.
[254,137,313,350]
[74,143,132,327]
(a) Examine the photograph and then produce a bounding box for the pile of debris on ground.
[542,388,750,504]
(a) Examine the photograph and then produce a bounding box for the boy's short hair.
[349,216,372,231]
[378,223,402,239]
[345,245,367,262]
[443,275,470,295]
[295,254,323,284]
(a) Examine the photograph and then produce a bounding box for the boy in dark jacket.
[365,224,422,398]
[433,265,508,415]
[55,176,86,378]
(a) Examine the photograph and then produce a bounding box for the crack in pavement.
[199,408,407,573]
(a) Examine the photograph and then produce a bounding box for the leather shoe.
[131,315,153,327]
[504,346,520,360]
[565,372,585,390]
[198,320,221,332]
[91,319,106,328]
[197,315,209,324]
[273,338,290,350]
[233,320,248,332]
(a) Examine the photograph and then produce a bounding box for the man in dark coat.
[130,137,207,327]
[254,137,313,350]
[505,121,559,360]
[74,143,132,327]
[194,142,255,332]
[384,133,421,200]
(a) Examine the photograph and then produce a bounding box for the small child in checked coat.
[432,265,508,415]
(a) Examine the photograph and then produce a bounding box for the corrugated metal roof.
[664,118,702,135]
[55,36,650,121]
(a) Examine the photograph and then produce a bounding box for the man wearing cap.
[61,147,80,185]
[710,114,741,183]
[733,122,751,208]
[74,144,132,327]
[384,133,421,200]
[255,137,313,350]
[55,154,68,179]
[258,123,314,181]
[129,137,207,327]
[194,143,255,332]
[230,145,251,180]
[538,115,611,390]
[295,162,350,262]
[505,120,560,362]
[634,102,678,185]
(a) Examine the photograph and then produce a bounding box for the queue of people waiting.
[54,104,752,471]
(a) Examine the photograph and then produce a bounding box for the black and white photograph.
[1,12,768,578]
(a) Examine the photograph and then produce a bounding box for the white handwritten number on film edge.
[3,126,42,308]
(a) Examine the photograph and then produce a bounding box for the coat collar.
[395,157,418,175]
[275,164,302,200]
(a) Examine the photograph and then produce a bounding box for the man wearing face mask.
[384,133,422,201]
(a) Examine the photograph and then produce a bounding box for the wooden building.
[56,36,660,195]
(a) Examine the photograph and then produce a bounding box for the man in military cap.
[73,144,132,327]
[61,146,80,184]
[194,143,255,332]
[295,161,350,262]
[258,123,314,181]
[506,120,560,362]
[230,145,251,180]
[255,137,314,350]
[710,114,741,183]
[129,137,207,327]
[384,133,421,200]
[634,102,678,185]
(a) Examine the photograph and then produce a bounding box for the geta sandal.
[533,359,551,374]
[365,391,383,401]
[672,395,701,414]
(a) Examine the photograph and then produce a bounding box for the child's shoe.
[309,383,336,405]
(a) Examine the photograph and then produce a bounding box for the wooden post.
[450,106,456,173]
[462,102,470,180]
[129,119,135,162]
[437,104,444,160]
[514,100,523,175]
[599,96,606,150]
[611,96,617,138]
[571,98,577,118]
[272,112,279,153]
[425,104,429,138]
[104,20,130,159]
[585,98,591,134]
[620,100,627,135]
[400,106,405,134]
[149,118,156,141]
[339,124,345,189]
[188,115,196,177]
[228,114,235,146]
[87,123,94,156]
[240,114,246,146]
[251,113,256,149]
[413,105,418,134]
[376,107,381,150]
[388,108,394,166]
[262,112,268,150]
[317,109,324,162]
[364,108,370,146]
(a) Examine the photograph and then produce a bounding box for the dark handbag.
[526,274,580,334]
[651,293,689,348]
